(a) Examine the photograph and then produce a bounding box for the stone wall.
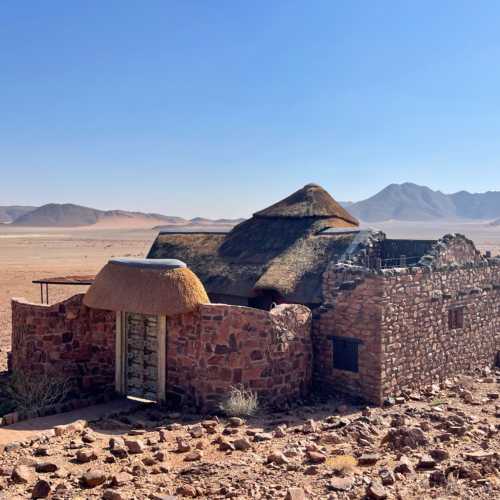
[315,257,500,405]
[11,294,115,396]
[166,303,312,411]
[420,234,484,268]
[11,297,311,412]
[314,265,384,403]
[380,262,500,396]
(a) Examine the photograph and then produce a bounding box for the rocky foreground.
[0,370,498,499]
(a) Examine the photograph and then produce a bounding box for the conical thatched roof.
[147,184,365,305]
[254,183,359,226]
[83,258,209,316]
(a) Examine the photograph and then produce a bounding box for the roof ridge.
[253,184,359,226]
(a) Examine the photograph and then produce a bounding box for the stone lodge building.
[10,184,500,410]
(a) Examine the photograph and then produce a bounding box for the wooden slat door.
[115,312,166,402]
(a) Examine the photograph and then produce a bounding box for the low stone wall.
[11,296,311,412]
[166,303,312,411]
[11,294,115,396]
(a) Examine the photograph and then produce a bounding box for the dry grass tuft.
[8,370,71,415]
[326,455,357,473]
[219,386,259,417]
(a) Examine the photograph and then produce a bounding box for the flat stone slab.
[0,398,140,448]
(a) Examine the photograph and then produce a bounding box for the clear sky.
[2,1,500,218]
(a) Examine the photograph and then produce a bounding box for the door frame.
[115,311,167,403]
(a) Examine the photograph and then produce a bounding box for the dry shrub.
[326,455,357,474]
[219,386,259,417]
[445,472,466,497]
[8,370,71,415]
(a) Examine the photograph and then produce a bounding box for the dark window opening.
[448,307,464,330]
[249,290,283,311]
[332,337,360,372]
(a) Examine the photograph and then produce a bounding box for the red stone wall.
[314,267,384,403]
[11,294,115,396]
[380,263,500,396]
[11,297,311,411]
[166,303,312,411]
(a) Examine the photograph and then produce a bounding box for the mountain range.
[1,183,500,226]
[347,183,500,222]
[2,203,242,229]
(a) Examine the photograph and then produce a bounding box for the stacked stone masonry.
[11,294,115,396]
[381,263,500,397]
[314,236,500,404]
[166,303,312,411]
[420,234,484,268]
[314,268,384,403]
[11,297,312,411]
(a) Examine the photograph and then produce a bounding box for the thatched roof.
[147,185,364,304]
[148,229,360,303]
[83,258,209,316]
[255,183,359,226]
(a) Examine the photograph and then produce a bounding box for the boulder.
[267,451,289,465]
[35,462,59,473]
[329,476,354,492]
[285,487,307,500]
[429,470,448,487]
[366,482,387,500]
[176,484,197,497]
[32,479,51,499]
[111,472,133,487]
[358,453,379,466]
[228,417,245,428]
[12,465,35,484]
[306,451,326,464]
[76,448,97,463]
[233,437,252,451]
[124,439,144,454]
[184,451,202,462]
[103,490,125,500]
[81,470,107,488]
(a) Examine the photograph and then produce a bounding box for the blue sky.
[2,1,500,218]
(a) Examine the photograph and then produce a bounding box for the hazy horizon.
[3,181,500,219]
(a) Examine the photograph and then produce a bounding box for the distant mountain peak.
[349,183,500,222]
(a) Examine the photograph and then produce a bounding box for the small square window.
[448,307,464,330]
[332,337,360,372]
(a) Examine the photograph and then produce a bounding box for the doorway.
[115,312,166,403]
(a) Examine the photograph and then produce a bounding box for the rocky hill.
[12,204,105,227]
[11,203,236,228]
[349,183,500,222]
[0,206,36,224]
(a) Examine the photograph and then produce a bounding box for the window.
[332,337,360,372]
[448,307,464,330]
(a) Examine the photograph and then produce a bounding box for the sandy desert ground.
[0,221,499,371]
